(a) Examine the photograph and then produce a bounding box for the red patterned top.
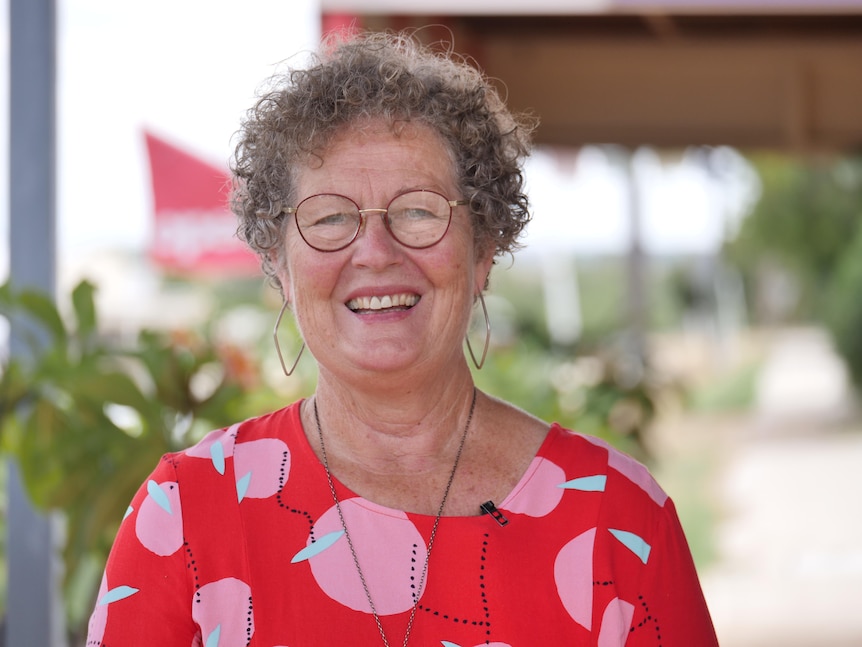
[87,400,718,647]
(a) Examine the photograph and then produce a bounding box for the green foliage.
[822,226,862,389]
[491,257,630,348]
[723,153,862,392]
[0,280,283,632]
[0,460,6,614]
[725,154,862,318]
[473,335,660,463]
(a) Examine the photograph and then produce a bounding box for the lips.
[346,293,420,312]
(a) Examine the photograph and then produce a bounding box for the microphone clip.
[480,500,509,527]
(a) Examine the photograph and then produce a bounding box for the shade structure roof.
[322,4,862,152]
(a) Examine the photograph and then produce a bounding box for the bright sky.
[1,0,320,275]
[522,145,757,257]
[0,0,760,289]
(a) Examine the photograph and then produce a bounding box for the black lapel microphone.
[480,500,509,527]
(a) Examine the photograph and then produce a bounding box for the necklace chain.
[313,387,478,647]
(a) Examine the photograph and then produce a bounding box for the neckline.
[289,399,559,520]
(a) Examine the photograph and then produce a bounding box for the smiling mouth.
[346,293,420,313]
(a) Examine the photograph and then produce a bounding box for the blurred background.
[2,0,862,645]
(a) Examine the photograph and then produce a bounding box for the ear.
[269,246,291,300]
[473,244,495,295]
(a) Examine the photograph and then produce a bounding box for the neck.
[307,367,479,477]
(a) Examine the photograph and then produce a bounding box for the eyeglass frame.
[284,189,469,252]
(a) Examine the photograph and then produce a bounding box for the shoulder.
[545,425,669,508]
[152,401,304,490]
[480,392,549,450]
[179,401,302,461]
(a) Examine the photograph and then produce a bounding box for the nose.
[351,209,402,267]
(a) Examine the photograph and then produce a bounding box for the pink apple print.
[502,456,566,517]
[302,498,428,615]
[86,572,139,645]
[135,480,183,556]
[85,571,109,645]
[598,597,635,647]
[582,435,668,506]
[234,438,290,501]
[554,527,597,630]
[192,577,254,646]
[185,424,241,471]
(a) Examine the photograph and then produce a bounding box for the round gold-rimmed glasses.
[285,189,468,252]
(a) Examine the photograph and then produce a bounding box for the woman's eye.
[396,208,437,221]
[311,212,354,227]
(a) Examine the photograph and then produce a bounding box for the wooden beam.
[476,36,862,151]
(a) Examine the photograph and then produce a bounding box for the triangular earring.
[273,300,305,376]
[465,292,491,370]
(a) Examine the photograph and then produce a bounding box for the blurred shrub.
[822,226,862,389]
[684,360,760,413]
[474,334,662,463]
[724,154,862,393]
[0,280,303,636]
[725,154,862,321]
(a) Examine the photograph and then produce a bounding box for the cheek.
[288,256,341,309]
[281,234,313,299]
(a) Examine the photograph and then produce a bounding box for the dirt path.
[697,328,862,646]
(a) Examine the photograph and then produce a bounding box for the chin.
[326,340,416,375]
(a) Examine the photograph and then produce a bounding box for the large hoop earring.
[273,300,305,376]
[465,292,491,370]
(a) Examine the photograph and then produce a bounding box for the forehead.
[295,119,458,196]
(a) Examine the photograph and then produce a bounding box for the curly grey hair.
[230,30,535,288]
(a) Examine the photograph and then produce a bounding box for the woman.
[87,31,718,646]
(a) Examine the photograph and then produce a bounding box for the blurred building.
[322,0,862,153]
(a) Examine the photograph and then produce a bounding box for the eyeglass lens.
[294,190,453,251]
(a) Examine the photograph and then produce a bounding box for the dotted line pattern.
[245,594,254,645]
[187,541,202,601]
[274,450,317,541]
[415,532,493,641]
[409,543,420,602]
[630,594,663,646]
[188,542,254,646]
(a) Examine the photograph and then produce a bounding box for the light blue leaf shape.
[147,480,172,514]
[210,441,226,475]
[236,471,252,503]
[291,530,345,563]
[98,585,139,606]
[441,642,461,647]
[205,624,221,647]
[558,475,607,492]
[609,528,651,564]
[122,505,134,520]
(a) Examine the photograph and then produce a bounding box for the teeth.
[347,294,419,311]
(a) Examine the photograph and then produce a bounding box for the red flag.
[144,131,260,275]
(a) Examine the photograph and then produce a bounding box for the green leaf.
[71,280,98,337]
[72,370,151,413]
[17,289,67,346]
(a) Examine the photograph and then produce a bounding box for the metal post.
[622,148,647,362]
[6,0,65,645]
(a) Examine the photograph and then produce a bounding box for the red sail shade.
[144,131,260,275]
